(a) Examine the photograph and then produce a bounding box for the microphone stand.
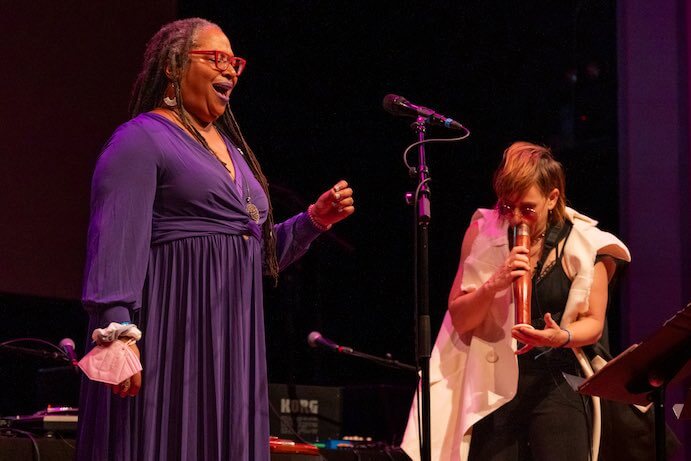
[326,346,417,373]
[0,338,75,371]
[409,115,432,461]
[0,344,67,363]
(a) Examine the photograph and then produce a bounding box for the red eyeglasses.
[188,50,246,75]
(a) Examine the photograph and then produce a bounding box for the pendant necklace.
[245,194,260,223]
[236,147,260,223]
[170,109,260,224]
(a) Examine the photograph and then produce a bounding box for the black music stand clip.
[578,302,691,460]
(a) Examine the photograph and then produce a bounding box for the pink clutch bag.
[78,340,142,385]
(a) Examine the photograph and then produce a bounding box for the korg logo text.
[280,398,319,415]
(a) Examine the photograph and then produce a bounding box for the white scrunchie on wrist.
[92,322,142,345]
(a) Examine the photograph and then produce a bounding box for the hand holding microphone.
[485,241,530,294]
[484,222,535,354]
[512,223,532,328]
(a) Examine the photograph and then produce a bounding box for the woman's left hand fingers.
[313,180,356,225]
[511,327,534,344]
[543,312,559,329]
[512,321,565,349]
[330,188,353,205]
[331,180,348,194]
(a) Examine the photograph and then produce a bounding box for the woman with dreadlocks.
[77,18,354,461]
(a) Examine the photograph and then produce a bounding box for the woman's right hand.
[110,339,142,398]
[485,245,531,292]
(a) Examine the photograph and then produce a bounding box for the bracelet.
[558,328,572,348]
[307,204,332,232]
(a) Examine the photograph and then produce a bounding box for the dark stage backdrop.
[0,0,178,415]
[175,1,623,388]
[0,0,618,400]
[0,1,177,299]
[2,1,687,454]
[0,2,620,302]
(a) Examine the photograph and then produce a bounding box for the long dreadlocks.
[129,18,279,281]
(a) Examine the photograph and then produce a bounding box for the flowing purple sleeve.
[273,212,324,271]
[82,121,158,327]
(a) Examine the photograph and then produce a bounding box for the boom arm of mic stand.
[341,348,417,372]
[0,344,68,363]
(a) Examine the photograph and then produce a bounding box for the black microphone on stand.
[307,331,353,354]
[307,331,416,371]
[59,338,78,367]
[382,94,466,131]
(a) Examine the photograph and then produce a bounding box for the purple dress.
[77,113,322,461]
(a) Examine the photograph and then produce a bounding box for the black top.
[519,222,580,372]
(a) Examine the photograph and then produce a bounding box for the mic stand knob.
[404,192,415,206]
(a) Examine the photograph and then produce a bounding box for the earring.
[163,83,177,107]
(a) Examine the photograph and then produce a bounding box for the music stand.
[577,302,691,461]
[672,387,691,419]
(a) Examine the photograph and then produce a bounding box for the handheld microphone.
[512,223,532,326]
[59,338,78,367]
[382,94,466,131]
[307,331,353,354]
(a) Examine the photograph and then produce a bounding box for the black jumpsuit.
[469,224,592,461]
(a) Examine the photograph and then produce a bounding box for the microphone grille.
[307,331,321,348]
[382,94,404,115]
[59,338,75,348]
